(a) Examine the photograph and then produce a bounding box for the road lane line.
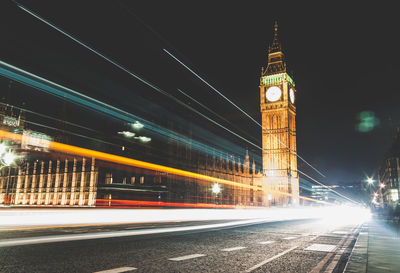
[221,246,246,251]
[324,232,358,273]
[304,244,336,252]
[309,225,360,273]
[258,241,275,245]
[244,245,298,272]
[93,266,137,273]
[309,237,346,273]
[168,254,206,261]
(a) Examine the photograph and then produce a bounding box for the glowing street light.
[379,183,385,189]
[0,151,16,166]
[118,131,135,138]
[131,121,144,129]
[212,183,221,194]
[0,143,6,154]
[0,142,16,167]
[137,136,151,143]
[366,177,374,184]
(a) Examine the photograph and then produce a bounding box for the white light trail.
[11,2,262,161]
[12,1,357,205]
[163,49,362,205]
[177,88,260,144]
[0,206,370,247]
[163,48,326,179]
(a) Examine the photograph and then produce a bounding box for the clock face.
[266,86,282,102]
[289,88,295,104]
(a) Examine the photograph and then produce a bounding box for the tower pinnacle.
[269,20,282,54]
[263,20,286,75]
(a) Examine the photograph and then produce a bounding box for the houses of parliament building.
[0,22,299,208]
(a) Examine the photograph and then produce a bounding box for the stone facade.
[259,21,299,204]
[378,128,400,207]
[0,157,98,206]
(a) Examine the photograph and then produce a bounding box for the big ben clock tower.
[260,21,299,204]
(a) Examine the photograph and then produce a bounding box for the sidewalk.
[345,219,400,273]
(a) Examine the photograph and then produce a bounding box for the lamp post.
[364,176,377,207]
[365,176,386,208]
[0,142,17,206]
[211,183,221,205]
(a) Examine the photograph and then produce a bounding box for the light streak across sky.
[177,88,260,144]
[10,1,357,205]
[12,1,311,169]
[10,1,264,161]
[163,48,326,179]
[162,50,361,204]
[0,60,235,159]
[0,129,257,191]
[0,129,327,204]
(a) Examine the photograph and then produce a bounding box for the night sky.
[1,1,400,186]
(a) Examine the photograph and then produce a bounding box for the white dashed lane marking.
[221,246,247,251]
[304,244,336,252]
[168,254,206,261]
[258,241,275,245]
[93,266,137,273]
[244,245,298,272]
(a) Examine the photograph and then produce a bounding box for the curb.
[344,224,368,273]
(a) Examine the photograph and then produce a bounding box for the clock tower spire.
[260,21,299,205]
[263,20,287,76]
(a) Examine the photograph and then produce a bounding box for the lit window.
[105,173,113,184]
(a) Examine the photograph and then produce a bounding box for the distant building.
[311,185,333,201]
[0,21,301,208]
[378,128,400,207]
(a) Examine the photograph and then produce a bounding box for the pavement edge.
[343,223,368,273]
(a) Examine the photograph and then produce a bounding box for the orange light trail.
[0,129,327,205]
[96,199,239,209]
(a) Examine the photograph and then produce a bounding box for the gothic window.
[105,173,113,184]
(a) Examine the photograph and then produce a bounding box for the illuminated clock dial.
[266,86,282,102]
[289,88,295,104]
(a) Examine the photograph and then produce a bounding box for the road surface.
[0,218,362,273]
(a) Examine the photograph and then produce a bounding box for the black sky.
[1,1,400,185]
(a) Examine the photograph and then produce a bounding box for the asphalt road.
[0,219,361,273]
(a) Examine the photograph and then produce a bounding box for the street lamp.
[212,183,221,194]
[1,152,16,166]
[118,131,135,138]
[211,183,221,205]
[0,142,18,206]
[137,136,151,143]
[366,177,374,184]
[0,142,16,167]
[131,121,144,130]
[0,143,6,154]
